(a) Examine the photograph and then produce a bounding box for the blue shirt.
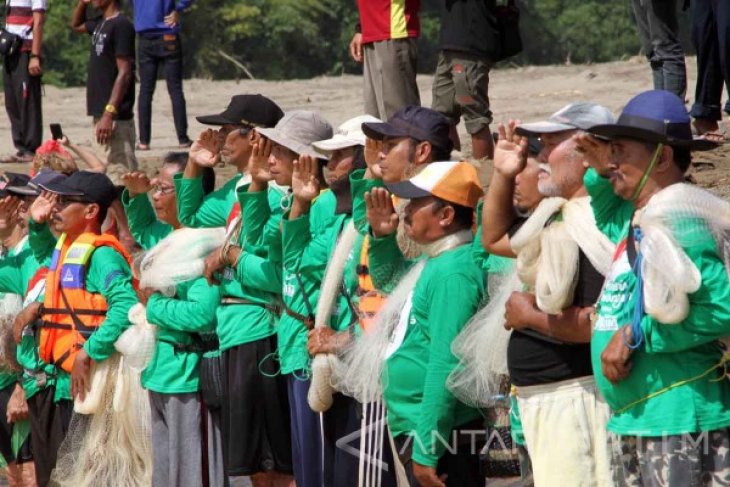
[129,0,194,34]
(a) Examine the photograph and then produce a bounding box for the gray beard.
[394,199,424,259]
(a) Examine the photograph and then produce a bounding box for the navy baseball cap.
[589,90,718,151]
[7,169,66,197]
[0,172,30,197]
[41,171,117,209]
[196,94,284,128]
[362,106,453,153]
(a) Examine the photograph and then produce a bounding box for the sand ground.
[0,56,727,194]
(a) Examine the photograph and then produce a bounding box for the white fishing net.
[511,196,615,314]
[52,227,226,486]
[137,227,226,291]
[447,272,521,407]
[308,221,359,413]
[332,260,426,404]
[635,183,730,325]
[0,294,22,373]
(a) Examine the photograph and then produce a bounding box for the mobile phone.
[50,123,63,141]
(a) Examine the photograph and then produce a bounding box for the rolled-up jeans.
[632,0,687,99]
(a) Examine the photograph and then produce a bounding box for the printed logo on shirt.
[283,282,296,299]
[595,245,634,332]
[94,32,107,57]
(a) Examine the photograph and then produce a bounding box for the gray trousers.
[206,405,229,487]
[631,0,687,98]
[149,391,203,487]
[363,37,421,121]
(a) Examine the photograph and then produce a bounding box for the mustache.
[538,163,552,174]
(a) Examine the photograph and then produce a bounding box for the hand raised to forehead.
[292,155,321,203]
[190,129,222,168]
[0,196,21,221]
[248,132,273,184]
[493,120,528,179]
[365,187,398,238]
[29,191,58,224]
[574,132,611,176]
[364,138,383,179]
[121,171,152,197]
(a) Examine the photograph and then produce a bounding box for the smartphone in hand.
[50,123,63,141]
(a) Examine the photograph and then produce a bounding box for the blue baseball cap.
[589,90,718,151]
[6,170,62,197]
[362,106,454,153]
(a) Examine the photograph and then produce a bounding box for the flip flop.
[137,144,151,151]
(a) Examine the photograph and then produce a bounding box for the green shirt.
[587,172,730,435]
[278,191,342,374]
[375,239,485,467]
[175,173,279,351]
[142,279,219,393]
[121,189,173,248]
[122,192,223,384]
[0,234,71,400]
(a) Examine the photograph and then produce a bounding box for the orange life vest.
[356,235,387,333]
[39,232,134,373]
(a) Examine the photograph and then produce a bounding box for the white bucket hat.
[312,115,382,155]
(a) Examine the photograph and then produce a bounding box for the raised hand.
[574,132,612,176]
[248,133,273,184]
[121,171,152,197]
[365,187,399,237]
[364,137,383,179]
[189,129,222,167]
[292,155,321,203]
[0,196,21,223]
[493,120,528,179]
[29,191,58,224]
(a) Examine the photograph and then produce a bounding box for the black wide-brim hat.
[196,94,284,128]
[589,90,718,151]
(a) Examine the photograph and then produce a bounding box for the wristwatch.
[104,104,117,116]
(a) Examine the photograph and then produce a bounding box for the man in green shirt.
[121,156,221,487]
[176,95,294,482]
[581,89,730,485]
[25,171,138,485]
[364,160,486,487]
[0,172,35,485]
[221,110,334,487]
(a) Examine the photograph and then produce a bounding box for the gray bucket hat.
[257,110,334,159]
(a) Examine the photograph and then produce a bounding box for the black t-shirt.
[507,219,604,387]
[439,0,500,59]
[85,14,136,120]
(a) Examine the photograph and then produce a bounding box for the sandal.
[137,143,151,151]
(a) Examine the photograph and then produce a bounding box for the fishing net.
[0,294,22,373]
[308,221,359,413]
[447,272,521,407]
[635,183,730,325]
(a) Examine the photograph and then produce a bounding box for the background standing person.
[631,0,687,98]
[690,0,729,139]
[71,0,138,185]
[349,0,421,121]
[1,0,46,163]
[130,0,194,151]
[431,0,499,160]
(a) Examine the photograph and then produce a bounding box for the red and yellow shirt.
[357,0,420,44]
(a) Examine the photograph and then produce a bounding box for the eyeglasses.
[152,185,175,195]
[56,196,88,208]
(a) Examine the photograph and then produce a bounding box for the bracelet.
[29,53,41,60]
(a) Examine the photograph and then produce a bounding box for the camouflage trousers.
[614,428,730,486]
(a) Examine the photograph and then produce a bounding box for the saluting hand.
[29,191,57,224]
[121,171,152,198]
[248,133,273,184]
[291,155,320,203]
[493,120,528,179]
[363,137,383,179]
[365,187,398,237]
[190,129,222,167]
[574,132,612,176]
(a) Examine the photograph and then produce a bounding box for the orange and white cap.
[386,161,483,209]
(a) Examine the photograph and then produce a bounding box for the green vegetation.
[35,0,693,87]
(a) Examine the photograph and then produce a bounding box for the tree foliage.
[35,0,693,87]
